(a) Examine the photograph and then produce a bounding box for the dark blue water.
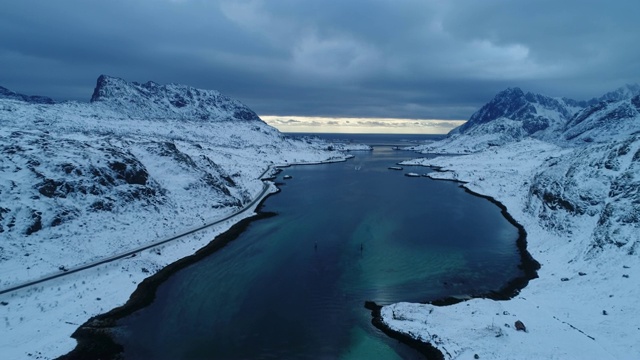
[114,134,523,359]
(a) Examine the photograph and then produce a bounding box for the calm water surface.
[115,136,523,359]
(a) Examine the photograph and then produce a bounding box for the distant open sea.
[284,132,445,146]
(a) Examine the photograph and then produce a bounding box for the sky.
[1,0,639,133]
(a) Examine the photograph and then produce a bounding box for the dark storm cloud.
[1,0,639,120]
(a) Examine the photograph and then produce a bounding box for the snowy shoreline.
[366,169,541,359]
[0,76,371,360]
[379,139,640,359]
[59,155,366,359]
[0,157,359,360]
[63,196,278,359]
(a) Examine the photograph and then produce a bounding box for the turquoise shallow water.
[115,144,523,359]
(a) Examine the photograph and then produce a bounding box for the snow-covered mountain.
[563,94,640,143]
[450,87,577,138]
[0,75,354,288]
[428,84,640,152]
[385,85,640,359]
[0,75,368,359]
[90,74,260,121]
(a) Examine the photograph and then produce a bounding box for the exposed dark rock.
[37,179,63,198]
[108,161,148,185]
[515,320,527,332]
[90,201,114,212]
[25,210,42,235]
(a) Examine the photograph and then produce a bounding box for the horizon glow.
[261,116,466,134]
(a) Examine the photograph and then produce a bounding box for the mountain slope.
[413,84,640,153]
[563,95,640,143]
[449,87,580,141]
[90,75,260,121]
[0,76,365,359]
[0,76,346,289]
[385,85,640,359]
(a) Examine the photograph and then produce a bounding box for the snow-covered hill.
[0,76,360,359]
[90,74,261,121]
[383,86,640,359]
[418,84,640,153]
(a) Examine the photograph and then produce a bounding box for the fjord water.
[115,137,524,359]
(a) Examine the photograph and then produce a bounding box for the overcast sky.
[2,0,639,122]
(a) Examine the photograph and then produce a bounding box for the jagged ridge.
[90,74,260,121]
[446,84,640,149]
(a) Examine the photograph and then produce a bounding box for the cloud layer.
[1,0,639,121]
[262,116,466,134]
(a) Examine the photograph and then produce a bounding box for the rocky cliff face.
[526,132,640,257]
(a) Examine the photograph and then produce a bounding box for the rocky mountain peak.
[450,86,576,138]
[90,75,260,122]
[440,83,640,152]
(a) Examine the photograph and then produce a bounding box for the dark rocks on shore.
[59,209,277,360]
[365,301,445,360]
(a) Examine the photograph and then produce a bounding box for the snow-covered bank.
[380,86,640,359]
[0,76,361,359]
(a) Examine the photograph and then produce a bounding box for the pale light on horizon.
[261,116,466,134]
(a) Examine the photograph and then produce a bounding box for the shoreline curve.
[367,174,541,359]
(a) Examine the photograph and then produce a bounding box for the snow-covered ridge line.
[89,74,262,122]
[381,84,640,359]
[0,76,353,360]
[411,84,640,153]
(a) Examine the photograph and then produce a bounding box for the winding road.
[0,169,275,296]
